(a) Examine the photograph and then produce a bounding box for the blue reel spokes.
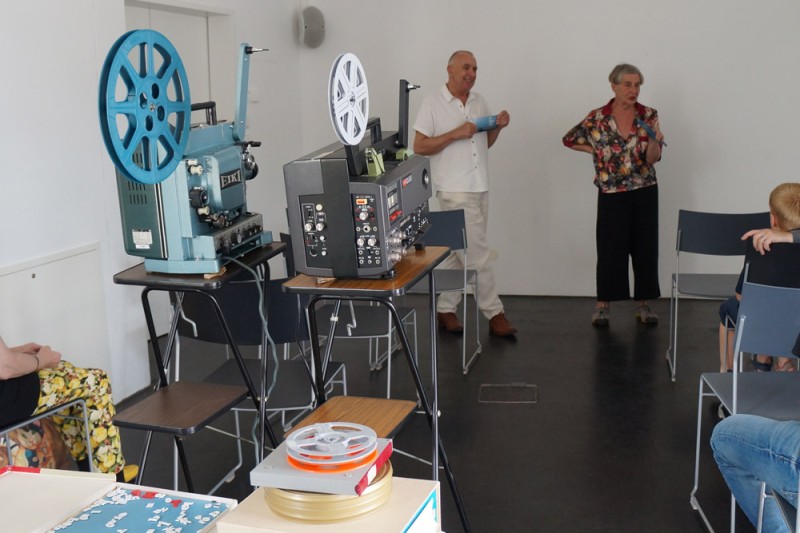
[98,29,191,184]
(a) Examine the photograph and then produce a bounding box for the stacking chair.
[690,246,800,531]
[116,269,345,495]
[408,209,481,374]
[313,301,416,399]
[757,477,800,533]
[177,275,347,461]
[279,232,415,399]
[1,398,92,470]
[666,210,770,381]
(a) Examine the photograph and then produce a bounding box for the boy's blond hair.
[769,183,800,231]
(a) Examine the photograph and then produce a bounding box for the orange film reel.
[287,448,378,473]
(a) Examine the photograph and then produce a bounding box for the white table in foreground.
[0,466,235,532]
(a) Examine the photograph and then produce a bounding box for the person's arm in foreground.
[0,337,60,379]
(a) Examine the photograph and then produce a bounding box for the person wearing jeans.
[711,414,800,531]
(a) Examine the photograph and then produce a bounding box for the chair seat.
[114,381,248,435]
[675,273,739,298]
[702,372,800,419]
[205,358,344,410]
[407,268,477,293]
[289,395,416,439]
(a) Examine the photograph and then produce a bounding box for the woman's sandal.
[751,355,773,372]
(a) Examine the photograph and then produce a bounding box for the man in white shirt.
[413,50,516,337]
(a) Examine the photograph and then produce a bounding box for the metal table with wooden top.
[113,243,286,491]
[284,245,470,532]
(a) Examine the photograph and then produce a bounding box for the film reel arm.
[396,79,420,149]
[233,44,268,142]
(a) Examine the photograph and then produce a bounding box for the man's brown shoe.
[489,312,517,337]
[437,312,464,333]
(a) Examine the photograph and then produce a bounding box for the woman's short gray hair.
[608,64,643,85]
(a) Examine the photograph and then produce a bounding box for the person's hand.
[496,110,510,129]
[741,228,793,254]
[35,345,62,369]
[453,121,478,140]
[651,117,664,144]
[10,342,42,354]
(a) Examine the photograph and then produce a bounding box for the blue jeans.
[711,414,800,531]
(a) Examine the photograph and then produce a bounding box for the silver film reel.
[328,53,369,146]
[286,422,377,466]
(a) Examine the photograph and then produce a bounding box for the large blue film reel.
[98,30,191,184]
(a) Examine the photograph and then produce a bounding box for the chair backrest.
[735,280,800,358]
[420,209,467,251]
[175,275,309,347]
[743,241,800,289]
[279,232,297,277]
[676,210,770,256]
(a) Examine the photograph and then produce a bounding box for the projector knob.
[367,237,377,247]
[189,187,208,208]
[304,223,314,232]
[358,211,369,221]
[315,222,326,231]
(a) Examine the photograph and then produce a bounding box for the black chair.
[666,210,770,380]
[408,209,481,374]
[690,242,800,531]
[280,232,415,399]
[115,266,344,495]
[177,275,347,458]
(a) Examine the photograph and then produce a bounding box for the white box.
[0,466,235,532]
[216,477,440,533]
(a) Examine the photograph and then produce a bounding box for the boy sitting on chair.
[718,182,800,373]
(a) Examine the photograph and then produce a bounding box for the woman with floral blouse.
[563,63,665,327]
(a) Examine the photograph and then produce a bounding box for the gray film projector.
[98,29,271,274]
[283,53,432,278]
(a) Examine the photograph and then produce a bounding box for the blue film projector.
[98,30,271,274]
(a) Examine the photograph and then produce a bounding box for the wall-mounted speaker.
[300,6,325,48]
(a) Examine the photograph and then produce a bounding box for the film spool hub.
[285,422,378,472]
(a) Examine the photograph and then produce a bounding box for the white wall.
[0,0,303,399]
[297,0,800,295]
[1,0,798,399]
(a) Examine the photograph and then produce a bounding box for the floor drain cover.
[478,383,538,404]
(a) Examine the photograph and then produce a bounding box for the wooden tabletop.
[113,242,286,290]
[288,396,417,439]
[283,245,449,297]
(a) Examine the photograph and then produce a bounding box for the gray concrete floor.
[118,295,745,532]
